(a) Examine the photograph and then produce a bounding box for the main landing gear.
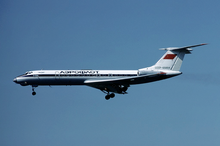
[105,93,115,100]
[32,85,38,96]
[102,89,115,100]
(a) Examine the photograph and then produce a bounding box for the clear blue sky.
[1,0,220,146]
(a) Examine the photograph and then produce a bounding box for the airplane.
[13,43,206,100]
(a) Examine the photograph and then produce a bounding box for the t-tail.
[151,43,207,71]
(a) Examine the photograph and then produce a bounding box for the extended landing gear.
[102,89,115,100]
[105,93,115,100]
[32,91,36,96]
[32,85,38,96]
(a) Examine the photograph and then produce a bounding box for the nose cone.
[13,78,18,83]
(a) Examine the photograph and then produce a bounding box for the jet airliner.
[13,44,206,100]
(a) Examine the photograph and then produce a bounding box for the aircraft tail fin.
[152,43,207,71]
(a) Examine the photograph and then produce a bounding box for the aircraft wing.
[84,73,159,94]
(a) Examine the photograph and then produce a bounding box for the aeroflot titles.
[60,70,99,74]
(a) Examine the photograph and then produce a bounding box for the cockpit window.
[21,71,33,76]
[26,71,33,74]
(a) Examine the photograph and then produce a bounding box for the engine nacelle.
[138,68,158,76]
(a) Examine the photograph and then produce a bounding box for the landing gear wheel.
[110,93,115,98]
[105,93,115,100]
[31,85,38,96]
[105,95,111,100]
[32,91,36,96]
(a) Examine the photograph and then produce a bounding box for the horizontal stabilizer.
[160,43,207,53]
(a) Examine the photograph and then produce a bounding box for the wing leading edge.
[84,73,167,94]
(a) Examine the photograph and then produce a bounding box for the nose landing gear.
[32,91,36,96]
[32,85,38,96]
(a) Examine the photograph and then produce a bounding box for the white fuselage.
[14,70,137,86]
[14,69,181,86]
